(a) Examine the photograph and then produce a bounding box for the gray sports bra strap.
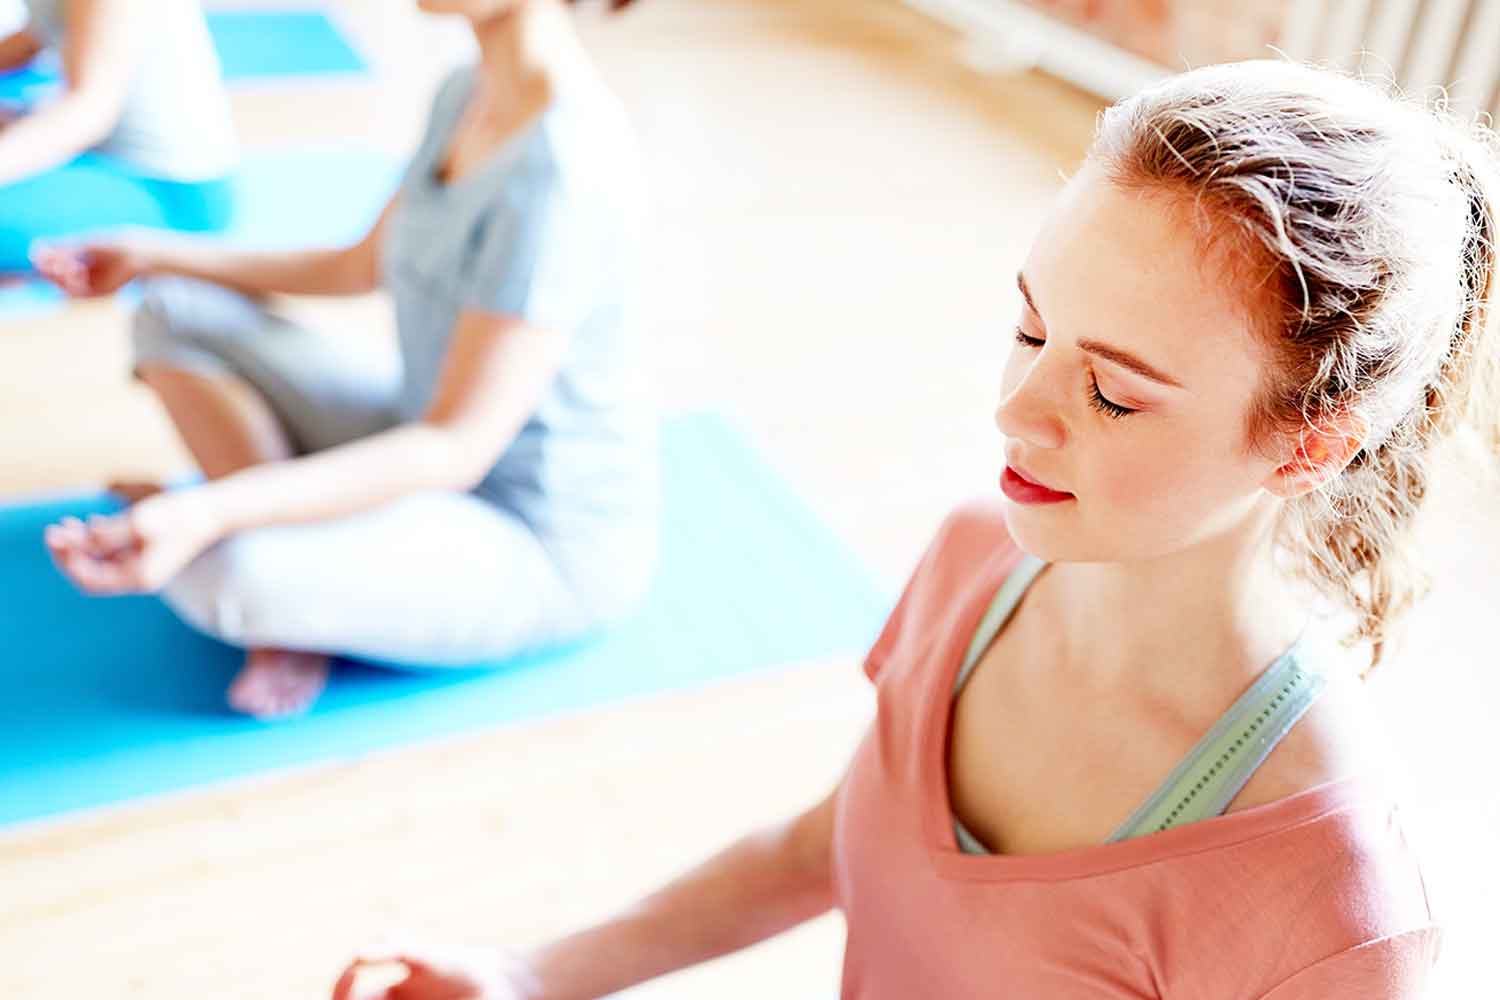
[1107,644,1328,840]
[952,555,1047,697]
[950,556,1333,854]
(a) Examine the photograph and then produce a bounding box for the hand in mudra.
[31,238,148,297]
[332,943,536,1000]
[44,489,223,595]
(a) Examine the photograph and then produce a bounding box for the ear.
[1262,413,1369,499]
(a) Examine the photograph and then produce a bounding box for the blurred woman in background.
[36,0,656,719]
[0,0,238,273]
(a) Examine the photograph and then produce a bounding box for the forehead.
[1023,165,1270,396]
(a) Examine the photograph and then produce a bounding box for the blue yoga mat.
[207,9,367,80]
[0,146,399,318]
[0,9,366,104]
[0,413,891,827]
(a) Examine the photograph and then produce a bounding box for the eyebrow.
[1016,272,1186,390]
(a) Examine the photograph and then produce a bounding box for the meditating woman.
[36,0,656,719]
[334,58,1496,1000]
[0,0,238,273]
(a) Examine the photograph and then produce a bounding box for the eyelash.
[1012,328,1137,419]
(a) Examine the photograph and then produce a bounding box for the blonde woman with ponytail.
[332,60,1495,1000]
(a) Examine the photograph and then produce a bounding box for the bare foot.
[227,648,330,720]
[107,480,165,504]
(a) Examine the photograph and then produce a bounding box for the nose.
[995,352,1066,450]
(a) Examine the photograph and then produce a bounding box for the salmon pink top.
[831,499,1441,999]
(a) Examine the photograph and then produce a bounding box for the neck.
[468,0,586,114]
[1033,495,1315,700]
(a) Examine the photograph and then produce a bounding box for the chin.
[1000,503,1063,560]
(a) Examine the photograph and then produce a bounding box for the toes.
[227,668,277,715]
[227,655,329,721]
[225,681,263,716]
[271,672,325,718]
[255,688,313,721]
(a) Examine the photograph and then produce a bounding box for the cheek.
[1093,446,1174,511]
[1088,425,1220,517]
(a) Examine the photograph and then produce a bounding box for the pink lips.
[1001,464,1074,505]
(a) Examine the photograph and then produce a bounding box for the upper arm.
[788,784,840,884]
[59,0,141,125]
[1256,928,1442,1000]
[421,308,569,478]
[462,161,605,335]
[752,780,841,924]
[418,134,621,474]
[417,168,612,471]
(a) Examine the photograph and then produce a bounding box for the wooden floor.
[0,1,1493,997]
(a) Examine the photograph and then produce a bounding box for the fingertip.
[59,549,118,595]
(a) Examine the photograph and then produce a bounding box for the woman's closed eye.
[1012,328,1138,419]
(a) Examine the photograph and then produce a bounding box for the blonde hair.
[1091,60,1500,673]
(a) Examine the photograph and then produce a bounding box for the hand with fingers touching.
[30,237,151,298]
[43,488,225,596]
[331,944,538,1000]
[324,791,842,1000]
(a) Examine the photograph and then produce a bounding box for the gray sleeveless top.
[952,555,1329,854]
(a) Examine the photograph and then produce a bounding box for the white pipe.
[903,0,1168,101]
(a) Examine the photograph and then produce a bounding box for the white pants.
[133,277,652,665]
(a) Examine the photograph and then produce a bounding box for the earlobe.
[1260,436,1326,499]
[1265,455,1317,499]
[1268,426,1365,499]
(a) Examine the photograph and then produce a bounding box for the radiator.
[1281,0,1500,116]
[908,0,1500,118]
